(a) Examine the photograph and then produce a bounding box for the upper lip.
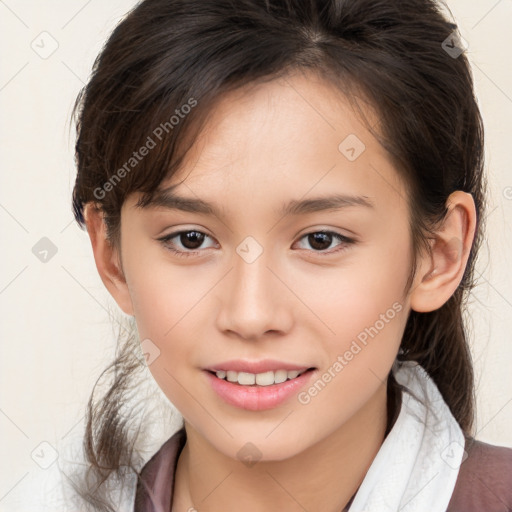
[205,359,314,374]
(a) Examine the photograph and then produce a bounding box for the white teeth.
[237,372,256,385]
[274,369,288,384]
[256,371,277,386]
[226,370,238,383]
[215,369,307,386]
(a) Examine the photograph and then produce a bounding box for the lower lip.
[204,369,316,411]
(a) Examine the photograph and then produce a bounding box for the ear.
[83,203,134,316]
[410,191,477,313]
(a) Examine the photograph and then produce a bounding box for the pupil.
[181,231,204,249]
[309,232,331,250]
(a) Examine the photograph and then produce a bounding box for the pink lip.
[204,368,316,411]
[205,359,313,373]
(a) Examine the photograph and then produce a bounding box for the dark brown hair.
[69,0,486,509]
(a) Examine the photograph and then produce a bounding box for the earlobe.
[410,191,476,313]
[83,203,134,316]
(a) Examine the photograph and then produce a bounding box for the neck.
[173,379,398,512]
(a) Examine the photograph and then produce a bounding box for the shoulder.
[447,435,512,512]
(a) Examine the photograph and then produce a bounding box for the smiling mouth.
[206,367,316,387]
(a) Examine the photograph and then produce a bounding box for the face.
[117,70,414,461]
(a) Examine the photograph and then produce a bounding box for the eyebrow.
[144,185,375,218]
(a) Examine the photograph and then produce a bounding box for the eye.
[158,229,355,258]
[294,230,355,255]
[158,230,217,258]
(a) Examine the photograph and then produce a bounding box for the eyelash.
[157,229,355,258]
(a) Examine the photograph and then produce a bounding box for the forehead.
[127,70,408,220]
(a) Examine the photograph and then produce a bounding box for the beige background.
[1,0,511,510]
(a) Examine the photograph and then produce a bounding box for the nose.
[215,247,293,341]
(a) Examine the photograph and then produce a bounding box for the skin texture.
[84,70,476,511]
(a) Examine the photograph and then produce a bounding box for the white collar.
[348,360,466,512]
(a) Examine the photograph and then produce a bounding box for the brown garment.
[133,427,512,511]
[446,434,512,511]
[133,428,187,512]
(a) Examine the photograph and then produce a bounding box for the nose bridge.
[233,246,271,303]
[232,242,275,314]
[216,237,290,338]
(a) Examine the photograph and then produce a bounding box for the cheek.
[297,236,410,372]
[126,271,202,412]
[124,257,214,389]
[294,260,408,424]
[126,251,209,336]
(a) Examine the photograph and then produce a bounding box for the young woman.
[69,0,512,510]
